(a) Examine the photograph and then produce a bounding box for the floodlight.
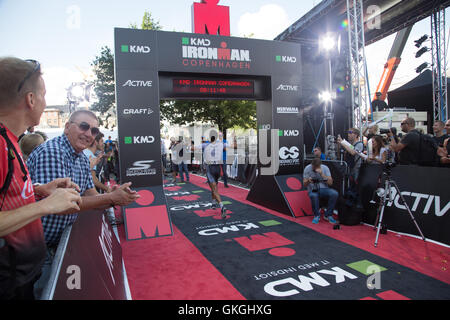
[414,35,428,48]
[319,91,332,102]
[415,47,429,58]
[415,62,429,74]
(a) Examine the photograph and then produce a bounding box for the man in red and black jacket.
[0,57,81,300]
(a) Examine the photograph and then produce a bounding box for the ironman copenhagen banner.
[114,28,302,240]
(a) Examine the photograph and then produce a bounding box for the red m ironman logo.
[124,189,173,240]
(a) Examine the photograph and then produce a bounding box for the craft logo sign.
[122,80,153,87]
[276,106,299,114]
[126,160,156,177]
[121,44,151,53]
[123,107,154,116]
[181,37,251,70]
[124,136,155,144]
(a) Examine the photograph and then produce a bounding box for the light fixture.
[415,62,429,74]
[415,47,429,58]
[414,35,428,48]
[319,91,332,102]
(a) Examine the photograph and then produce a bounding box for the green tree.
[129,10,162,30]
[91,46,115,116]
[161,99,256,138]
[90,10,162,127]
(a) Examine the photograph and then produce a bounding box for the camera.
[379,127,397,136]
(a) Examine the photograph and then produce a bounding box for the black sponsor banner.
[359,164,450,245]
[165,182,450,300]
[115,68,162,188]
[114,28,158,71]
[52,210,126,300]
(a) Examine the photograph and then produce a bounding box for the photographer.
[303,158,338,224]
[389,117,420,165]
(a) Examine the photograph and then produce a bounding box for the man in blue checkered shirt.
[27,110,139,247]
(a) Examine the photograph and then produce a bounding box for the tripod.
[373,168,426,247]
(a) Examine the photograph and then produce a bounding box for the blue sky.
[0,0,446,105]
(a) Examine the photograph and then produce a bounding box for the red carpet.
[117,175,449,300]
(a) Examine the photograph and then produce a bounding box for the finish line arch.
[114,28,304,241]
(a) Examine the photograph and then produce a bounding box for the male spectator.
[177,137,190,182]
[0,57,81,299]
[371,92,388,112]
[218,132,229,188]
[105,135,113,145]
[27,110,139,245]
[389,117,421,165]
[161,137,167,174]
[169,137,179,183]
[337,128,364,183]
[337,128,364,208]
[303,158,338,224]
[19,133,44,161]
[437,120,450,166]
[432,120,448,147]
[83,132,109,193]
[363,124,379,141]
[313,146,327,160]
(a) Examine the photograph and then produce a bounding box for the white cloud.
[238,4,291,40]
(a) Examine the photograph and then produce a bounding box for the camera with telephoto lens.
[380,127,397,136]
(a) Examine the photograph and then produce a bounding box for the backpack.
[417,132,440,167]
[0,126,28,210]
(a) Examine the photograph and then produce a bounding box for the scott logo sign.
[124,136,155,144]
[126,160,156,177]
[122,80,153,87]
[276,56,297,63]
[121,45,151,53]
[279,146,299,160]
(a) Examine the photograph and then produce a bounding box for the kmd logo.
[126,160,156,177]
[124,136,155,144]
[275,56,297,63]
[279,130,299,137]
[121,45,151,53]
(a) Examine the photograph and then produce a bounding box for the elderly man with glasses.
[26,109,140,298]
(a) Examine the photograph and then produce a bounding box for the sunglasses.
[70,121,100,136]
[17,60,40,92]
[401,122,407,125]
[347,131,354,134]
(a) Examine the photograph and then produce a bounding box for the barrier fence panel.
[42,210,127,300]
[358,164,450,246]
